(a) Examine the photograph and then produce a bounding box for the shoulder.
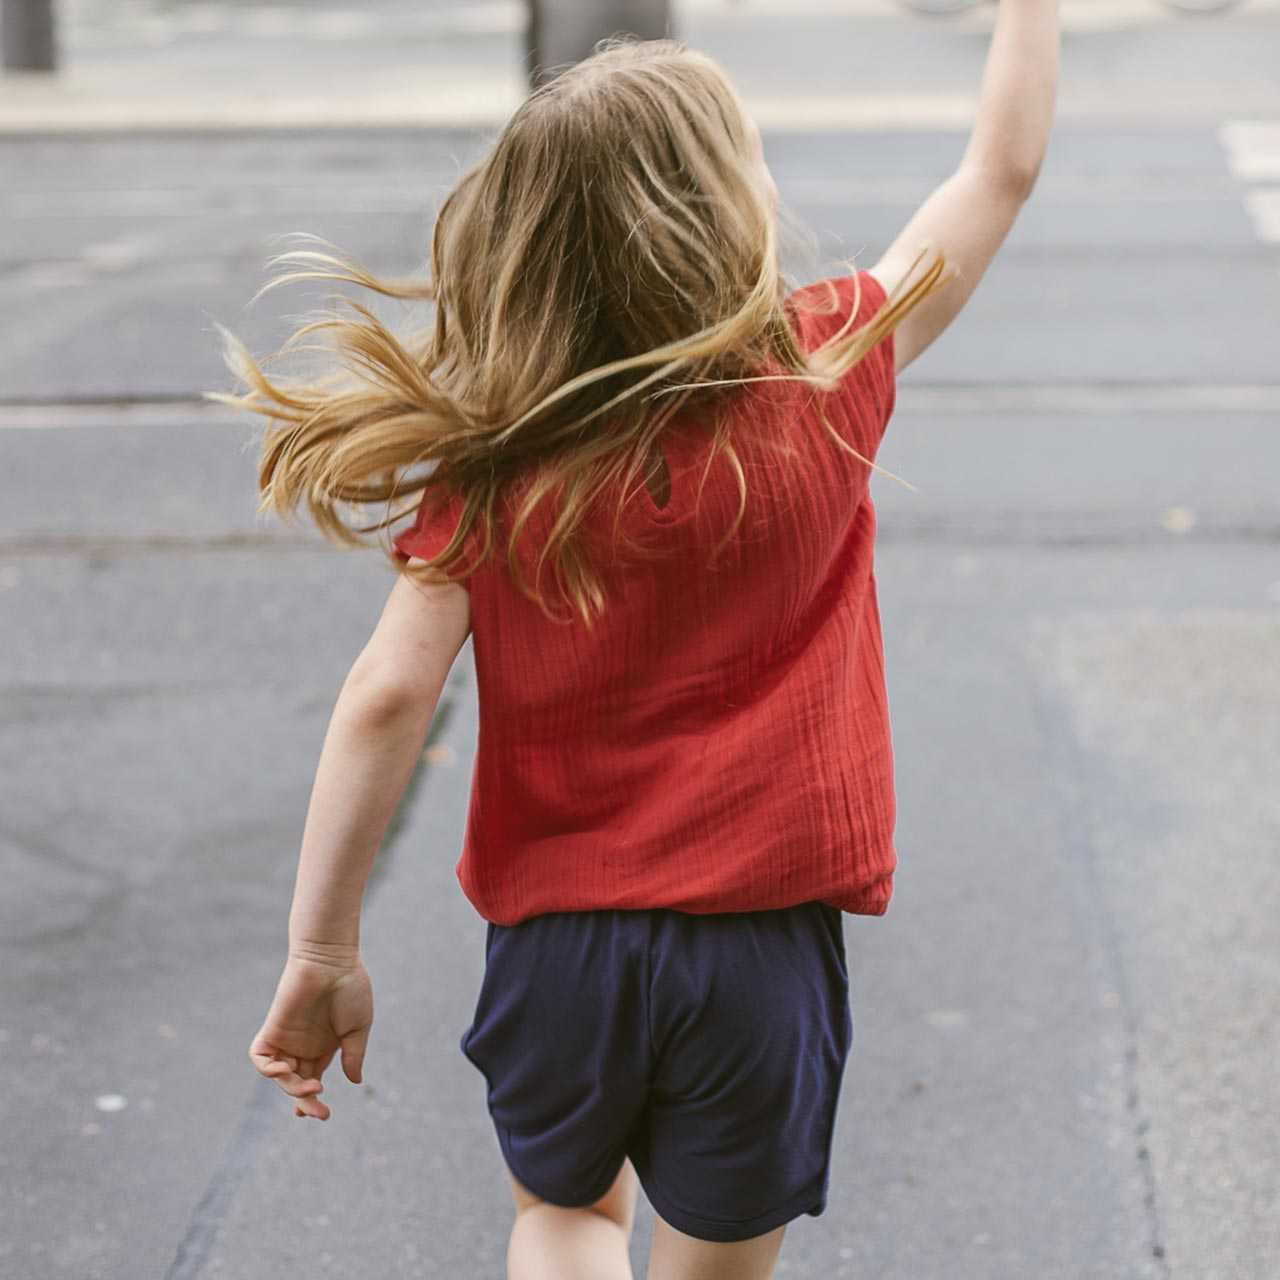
[785,269,888,343]
[391,484,484,577]
[788,267,885,316]
[786,268,896,431]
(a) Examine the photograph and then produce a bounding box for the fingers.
[249,1047,330,1118]
[293,1091,331,1121]
[274,1064,330,1120]
[293,1059,330,1119]
[253,1052,322,1095]
[340,1029,368,1085]
[297,1058,334,1121]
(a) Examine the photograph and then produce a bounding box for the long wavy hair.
[209,36,950,627]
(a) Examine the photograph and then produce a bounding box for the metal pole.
[2,0,58,72]
[526,0,672,89]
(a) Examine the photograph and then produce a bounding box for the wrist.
[287,937,362,970]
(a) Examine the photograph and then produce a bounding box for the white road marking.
[65,0,1257,42]
[1221,121,1280,262]
[1243,188,1280,242]
[5,384,1280,430]
[0,401,241,429]
[681,0,1280,24]
[0,171,1245,221]
[0,84,985,134]
[1161,506,1197,534]
[12,261,98,289]
[80,231,170,272]
[71,1,524,43]
[0,185,463,218]
[1220,120,1280,181]
[897,383,1280,414]
[8,85,1272,137]
[7,255,230,291]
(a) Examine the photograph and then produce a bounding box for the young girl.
[223,10,1057,1278]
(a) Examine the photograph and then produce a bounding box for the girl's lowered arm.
[286,570,472,958]
[247,569,469,1121]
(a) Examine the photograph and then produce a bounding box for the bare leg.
[645,1215,786,1280]
[508,1205,634,1280]
[506,1159,639,1280]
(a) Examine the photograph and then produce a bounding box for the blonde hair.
[209,36,950,627]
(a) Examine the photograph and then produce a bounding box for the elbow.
[342,661,440,727]
[963,159,1039,204]
[994,156,1042,202]
[1006,164,1041,202]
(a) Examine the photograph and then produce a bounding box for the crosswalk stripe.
[63,0,1275,40]
[1243,189,1280,242]
[1220,120,1280,181]
[680,0,1278,27]
[6,384,1280,430]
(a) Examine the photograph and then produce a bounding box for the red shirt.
[394,269,898,925]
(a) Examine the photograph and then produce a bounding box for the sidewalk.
[4,0,1280,132]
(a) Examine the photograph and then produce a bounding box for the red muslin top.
[393,270,899,925]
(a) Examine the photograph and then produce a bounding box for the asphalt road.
[2,7,1279,1279]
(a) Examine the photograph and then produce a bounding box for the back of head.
[212,37,946,627]
[435,37,786,422]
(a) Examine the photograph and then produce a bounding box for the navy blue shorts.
[459,900,852,1243]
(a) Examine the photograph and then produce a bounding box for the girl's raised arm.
[869,0,1060,375]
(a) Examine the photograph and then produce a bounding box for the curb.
[0,73,986,133]
[6,91,1279,135]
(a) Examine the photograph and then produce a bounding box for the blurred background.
[2,2,1279,1277]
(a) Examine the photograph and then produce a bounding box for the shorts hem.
[634,1162,827,1244]
[463,1024,628,1210]
[494,1122,627,1210]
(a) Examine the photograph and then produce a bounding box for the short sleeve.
[787,270,897,433]
[852,269,897,431]
[391,486,473,569]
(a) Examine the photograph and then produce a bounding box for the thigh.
[630,901,852,1244]
[648,1216,787,1280]
[460,910,652,1208]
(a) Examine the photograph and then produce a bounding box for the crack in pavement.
[159,687,459,1278]
[2,523,1278,558]
[1028,674,1172,1279]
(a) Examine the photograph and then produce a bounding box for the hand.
[248,950,373,1121]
